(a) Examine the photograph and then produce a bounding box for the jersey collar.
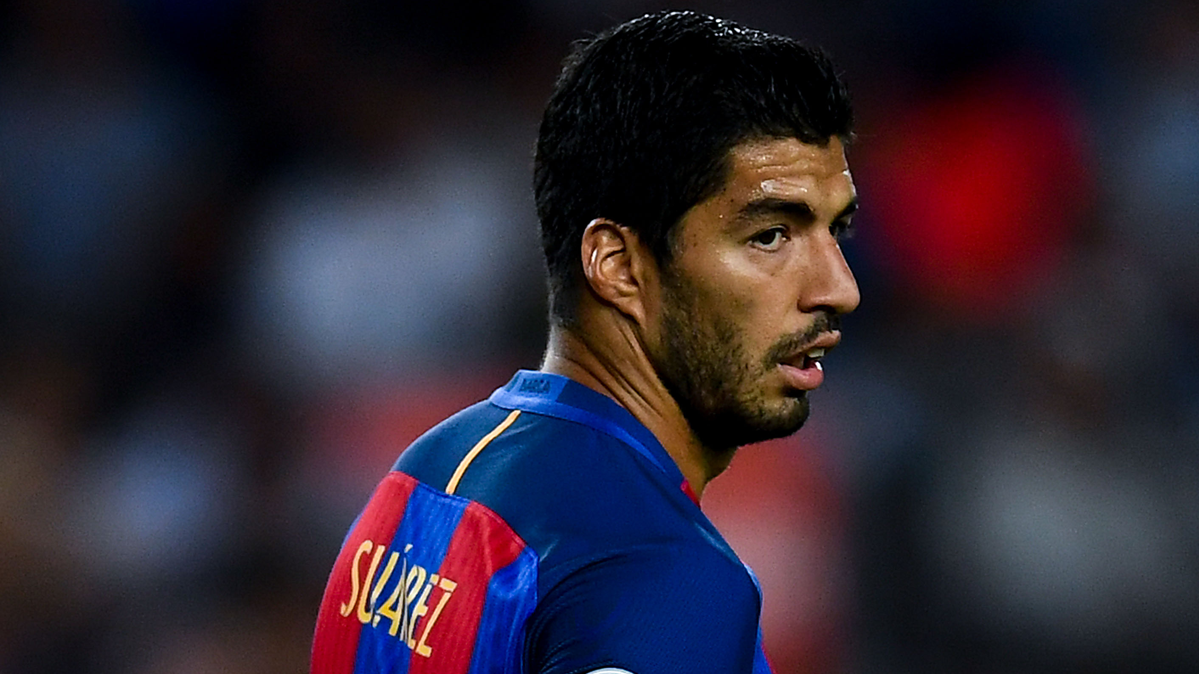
[490,370,692,500]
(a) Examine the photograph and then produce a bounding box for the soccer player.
[311,10,859,674]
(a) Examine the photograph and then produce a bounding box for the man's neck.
[540,323,732,500]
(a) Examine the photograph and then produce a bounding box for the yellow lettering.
[370,551,400,627]
[400,564,426,643]
[356,544,386,624]
[405,575,433,649]
[415,578,457,657]
[339,540,374,617]
[377,553,407,637]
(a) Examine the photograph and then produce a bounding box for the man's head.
[535,11,859,451]
[535,10,854,326]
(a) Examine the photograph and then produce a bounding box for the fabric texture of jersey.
[312,370,775,674]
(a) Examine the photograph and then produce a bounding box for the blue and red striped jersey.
[312,370,774,673]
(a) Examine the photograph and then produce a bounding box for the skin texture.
[543,136,859,499]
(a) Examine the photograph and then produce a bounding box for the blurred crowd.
[1,1,1196,672]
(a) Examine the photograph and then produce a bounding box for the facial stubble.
[653,270,814,454]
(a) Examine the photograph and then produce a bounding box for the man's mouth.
[777,336,839,390]
[801,347,826,370]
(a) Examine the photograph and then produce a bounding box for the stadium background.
[1,0,1197,672]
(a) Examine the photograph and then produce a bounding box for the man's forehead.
[728,136,854,202]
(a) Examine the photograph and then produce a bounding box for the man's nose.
[800,234,860,316]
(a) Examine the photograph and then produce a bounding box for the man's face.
[647,136,860,451]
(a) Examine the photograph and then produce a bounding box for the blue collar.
[489,370,685,487]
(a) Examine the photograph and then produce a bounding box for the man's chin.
[761,395,811,438]
[692,396,810,450]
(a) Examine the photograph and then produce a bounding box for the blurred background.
[1,0,1197,672]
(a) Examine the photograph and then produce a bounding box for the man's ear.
[579,218,656,325]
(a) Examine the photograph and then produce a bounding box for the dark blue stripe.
[353,484,469,674]
[465,546,539,674]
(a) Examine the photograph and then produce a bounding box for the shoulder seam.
[445,409,521,495]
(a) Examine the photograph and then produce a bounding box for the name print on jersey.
[312,468,540,674]
[339,541,458,657]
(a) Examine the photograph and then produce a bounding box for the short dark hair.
[534,10,854,326]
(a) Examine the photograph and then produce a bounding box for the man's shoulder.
[391,397,605,491]
[389,399,520,489]
[395,398,716,567]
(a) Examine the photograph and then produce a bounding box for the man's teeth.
[807,348,826,359]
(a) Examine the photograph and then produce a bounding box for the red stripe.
[312,472,418,674]
[406,501,528,674]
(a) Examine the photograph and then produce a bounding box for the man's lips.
[778,331,841,390]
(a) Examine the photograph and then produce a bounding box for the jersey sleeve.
[525,544,763,674]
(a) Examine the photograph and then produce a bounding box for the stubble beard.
[652,272,811,454]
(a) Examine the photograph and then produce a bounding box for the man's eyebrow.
[836,198,860,221]
[736,196,859,223]
[737,197,815,222]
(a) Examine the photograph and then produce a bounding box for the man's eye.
[750,228,786,250]
[830,220,855,240]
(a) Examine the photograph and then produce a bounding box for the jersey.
[312,370,774,674]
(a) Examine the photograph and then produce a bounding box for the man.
[312,10,858,674]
